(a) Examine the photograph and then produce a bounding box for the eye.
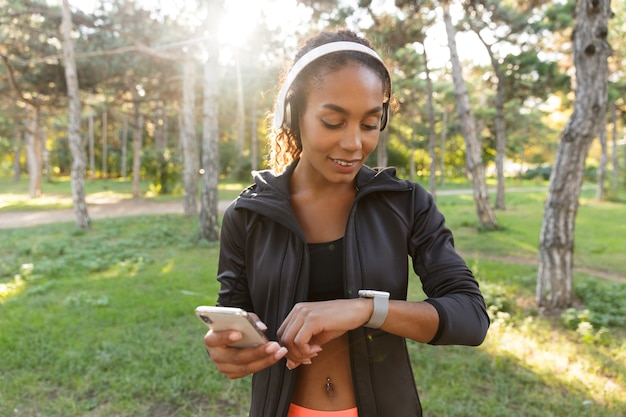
[361,117,381,131]
[361,123,379,131]
[322,120,344,129]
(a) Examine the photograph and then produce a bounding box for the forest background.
[1,0,625,416]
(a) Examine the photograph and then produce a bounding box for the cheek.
[299,120,334,152]
[361,133,380,155]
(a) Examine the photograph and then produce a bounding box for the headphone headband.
[273,41,390,131]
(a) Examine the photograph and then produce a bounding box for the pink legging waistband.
[287,403,358,417]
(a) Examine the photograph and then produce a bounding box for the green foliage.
[567,278,626,329]
[142,148,183,195]
[522,164,552,180]
[1,184,625,416]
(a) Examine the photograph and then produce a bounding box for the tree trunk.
[235,56,245,154]
[443,5,498,230]
[200,33,220,242]
[410,139,416,183]
[43,127,50,183]
[537,0,612,310]
[250,93,259,172]
[596,119,608,200]
[182,59,199,216]
[423,48,437,197]
[493,70,506,210]
[440,109,447,186]
[132,109,144,198]
[471,11,508,210]
[24,106,43,198]
[61,0,90,229]
[610,102,618,191]
[121,114,128,181]
[13,129,22,183]
[88,111,95,180]
[102,108,108,178]
[377,128,389,167]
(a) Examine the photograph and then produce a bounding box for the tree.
[199,0,223,241]
[443,4,498,230]
[596,118,608,200]
[536,0,613,310]
[464,3,509,210]
[181,58,198,216]
[60,0,90,229]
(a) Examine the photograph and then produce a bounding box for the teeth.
[334,160,353,167]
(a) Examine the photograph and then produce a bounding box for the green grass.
[0,176,246,212]
[1,181,625,416]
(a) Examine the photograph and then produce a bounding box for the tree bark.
[443,5,498,230]
[43,127,50,183]
[492,56,507,210]
[88,111,95,180]
[440,109,447,186]
[377,128,389,167]
[24,106,43,198]
[61,0,90,229]
[250,93,259,172]
[182,59,199,216]
[423,48,437,197]
[200,33,220,241]
[235,55,245,154]
[132,109,144,198]
[121,114,128,180]
[537,0,612,310]
[13,129,22,183]
[102,108,108,178]
[596,119,608,200]
[610,102,618,191]
[468,6,508,211]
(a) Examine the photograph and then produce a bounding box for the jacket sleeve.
[409,186,490,346]
[215,202,255,312]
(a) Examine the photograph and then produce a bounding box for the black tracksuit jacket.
[216,161,490,417]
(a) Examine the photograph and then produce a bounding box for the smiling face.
[296,63,385,186]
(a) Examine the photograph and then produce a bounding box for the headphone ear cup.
[283,97,299,132]
[380,102,389,131]
[283,99,292,130]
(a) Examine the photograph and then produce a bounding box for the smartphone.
[195,306,268,348]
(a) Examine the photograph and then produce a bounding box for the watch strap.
[359,290,390,329]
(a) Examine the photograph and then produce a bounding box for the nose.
[340,123,363,151]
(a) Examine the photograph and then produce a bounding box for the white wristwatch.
[358,290,390,329]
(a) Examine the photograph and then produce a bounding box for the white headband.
[273,41,390,131]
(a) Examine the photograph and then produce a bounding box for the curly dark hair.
[267,29,392,173]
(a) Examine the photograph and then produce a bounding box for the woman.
[204,29,490,417]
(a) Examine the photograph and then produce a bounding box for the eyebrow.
[321,103,383,115]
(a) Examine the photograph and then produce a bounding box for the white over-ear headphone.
[273,41,391,132]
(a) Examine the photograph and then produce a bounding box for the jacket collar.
[236,160,412,214]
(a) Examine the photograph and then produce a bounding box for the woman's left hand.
[277,298,370,369]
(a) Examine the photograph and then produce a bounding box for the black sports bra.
[307,237,344,301]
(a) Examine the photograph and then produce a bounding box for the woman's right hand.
[204,318,288,379]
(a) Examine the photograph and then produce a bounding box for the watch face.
[359,290,389,298]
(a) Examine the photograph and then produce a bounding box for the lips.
[332,159,357,167]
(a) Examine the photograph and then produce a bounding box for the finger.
[204,329,243,348]
[213,342,288,379]
[247,312,268,332]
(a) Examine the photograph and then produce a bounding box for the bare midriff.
[290,334,356,411]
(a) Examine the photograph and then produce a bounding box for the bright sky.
[69,0,487,68]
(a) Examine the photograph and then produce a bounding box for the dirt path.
[2,186,549,229]
[2,189,623,281]
[0,198,231,229]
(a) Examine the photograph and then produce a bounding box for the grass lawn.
[0,176,245,212]
[1,178,625,416]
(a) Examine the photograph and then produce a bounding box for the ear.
[380,102,389,131]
